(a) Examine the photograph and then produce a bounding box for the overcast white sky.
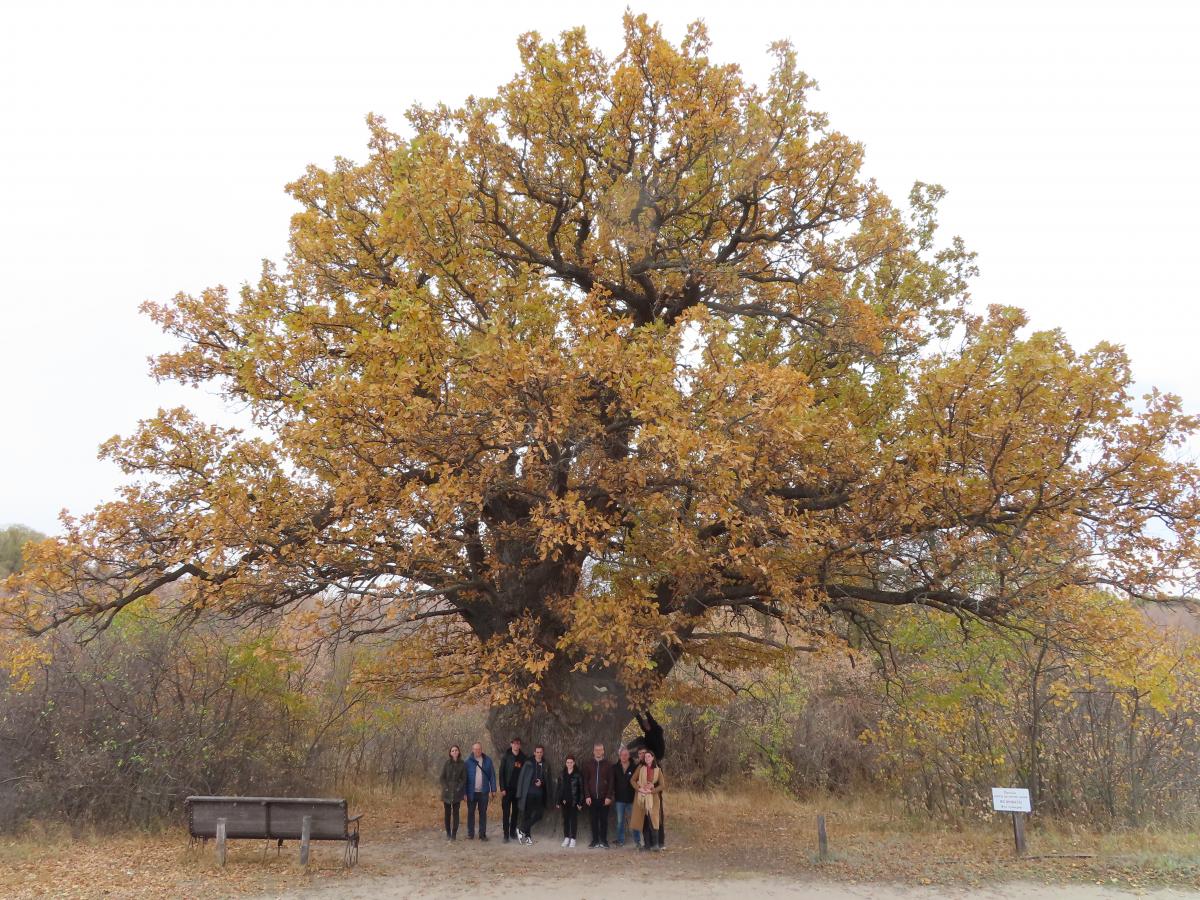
[1,0,1197,535]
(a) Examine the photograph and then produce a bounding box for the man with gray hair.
[464,741,496,840]
[613,745,637,846]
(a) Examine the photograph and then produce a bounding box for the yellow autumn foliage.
[2,14,1197,743]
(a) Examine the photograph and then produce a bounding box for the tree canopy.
[4,14,1198,740]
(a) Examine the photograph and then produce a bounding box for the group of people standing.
[437,713,668,852]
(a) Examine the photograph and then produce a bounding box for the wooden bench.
[185,796,362,867]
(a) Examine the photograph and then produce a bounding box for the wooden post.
[1011,811,1027,857]
[816,814,828,860]
[215,818,227,868]
[300,815,312,866]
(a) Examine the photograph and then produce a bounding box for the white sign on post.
[991,787,1032,813]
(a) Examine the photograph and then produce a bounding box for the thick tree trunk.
[484,658,637,766]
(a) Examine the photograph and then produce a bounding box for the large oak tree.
[5,15,1199,747]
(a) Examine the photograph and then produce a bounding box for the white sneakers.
[569,838,577,848]
[561,837,570,847]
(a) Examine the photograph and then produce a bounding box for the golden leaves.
[4,13,1198,725]
[474,613,557,709]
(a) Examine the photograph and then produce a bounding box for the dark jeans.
[467,794,489,837]
[501,792,520,838]
[520,793,544,835]
[443,800,460,836]
[658,797,666,846]
[562,805,578,839]
[588,801,608,844]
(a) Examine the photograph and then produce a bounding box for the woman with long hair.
[630,748,665,851]
[440,744,467,840]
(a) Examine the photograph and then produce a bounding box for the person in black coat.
[497,737,527,843]
[556,754,585,847]
[635,710,666,760]
[515,744,552,844]
[613,745,637,846]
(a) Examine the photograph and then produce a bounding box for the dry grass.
[0,828,359,899]
[0,786,1198,898]
[673,786,1200,890]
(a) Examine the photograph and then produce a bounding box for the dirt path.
[251,825,1200,899]
[265,871,1200,899]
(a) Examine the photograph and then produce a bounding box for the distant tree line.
[0,525,44,578]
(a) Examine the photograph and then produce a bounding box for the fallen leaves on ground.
[1,790,1197,898]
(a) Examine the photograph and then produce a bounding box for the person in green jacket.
[440,744,467,840]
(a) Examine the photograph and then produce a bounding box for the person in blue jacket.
[464,741,497,840]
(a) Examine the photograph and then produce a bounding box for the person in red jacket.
[580,742,614,848]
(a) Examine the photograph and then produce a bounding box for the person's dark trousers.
[643,817,658,850]
[501,793,520,839]
[520,793,544,836]
[589,802,608,845]
[562,805,578,839]
[443,800,460,837]
[658,798,666,847]
[467,794,489,838]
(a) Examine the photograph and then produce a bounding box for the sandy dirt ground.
[268,873,1200,899]
[251,824,1200,900]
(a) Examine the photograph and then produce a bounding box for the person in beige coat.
[629,749,665,851]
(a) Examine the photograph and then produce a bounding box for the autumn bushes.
[0,608,478,832]
[655,591,1200,829]
[3,591,1198,834]
[866,594,1200,826]
[659,657,879,795]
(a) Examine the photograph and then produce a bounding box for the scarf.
[637,764,657,815]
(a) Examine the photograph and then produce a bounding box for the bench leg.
[216,818,227,868]
[300,815,311,866]
[344,820,360,867]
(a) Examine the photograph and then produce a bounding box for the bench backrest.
[186,796,349,840]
